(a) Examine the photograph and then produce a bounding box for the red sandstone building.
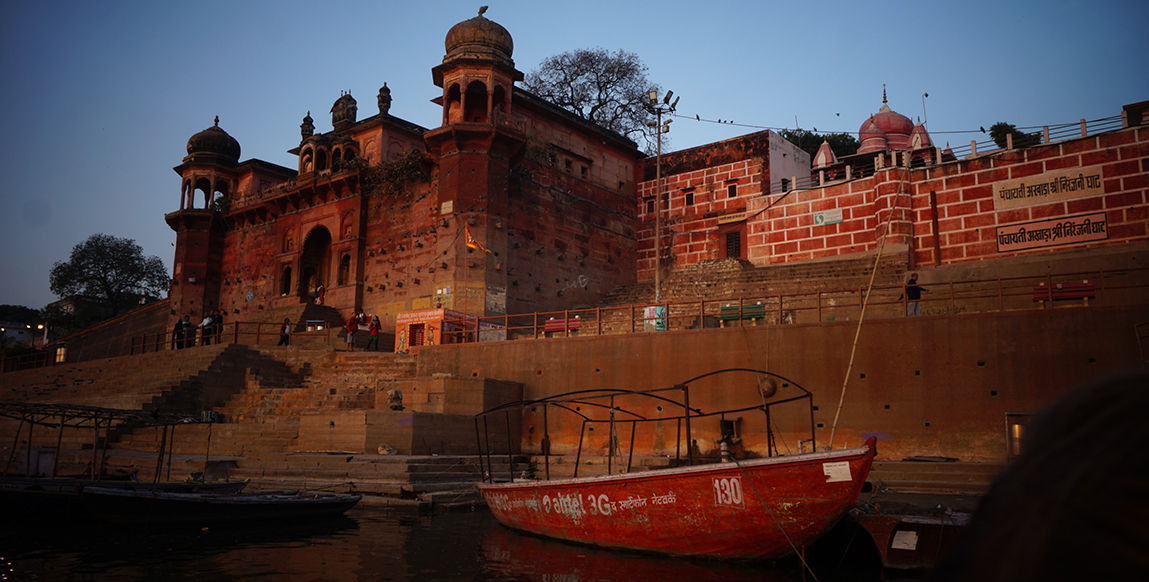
[167,11,643,335]
[165,8,1148,339]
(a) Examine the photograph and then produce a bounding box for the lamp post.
[922,92,929,130]
[645,90,677,303]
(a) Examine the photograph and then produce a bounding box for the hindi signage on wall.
[996,212,1108,253]
[993,166,1104,210]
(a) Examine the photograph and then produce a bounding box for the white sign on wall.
[813,208,844,226]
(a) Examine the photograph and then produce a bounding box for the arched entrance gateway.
[299,226,332,299]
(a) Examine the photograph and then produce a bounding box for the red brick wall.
[646,124,1148,273]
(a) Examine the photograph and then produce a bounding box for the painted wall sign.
[993,166,1104,210]
[440,200,454,214]
[813,208,844,226]
[717,212,747,225]
[996,212,1108,253]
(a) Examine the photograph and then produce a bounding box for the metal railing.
[447,267,1148,344]
[128,321,340,355]
[5,267,1145,372]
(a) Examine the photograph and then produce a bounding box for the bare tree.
[524,48,663,153]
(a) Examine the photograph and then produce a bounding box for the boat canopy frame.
[474,368,817,484]
[0,401,206,483]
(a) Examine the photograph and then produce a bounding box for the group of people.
[344,311,381,351]
[171,310,225,349]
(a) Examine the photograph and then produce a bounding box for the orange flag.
[466,224,492,253]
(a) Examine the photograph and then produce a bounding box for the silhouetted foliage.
[524,48,663,153]
[989,122,1041,149]
[49,234,169,316]
[776,129,860,160]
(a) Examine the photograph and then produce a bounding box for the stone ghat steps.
[868,460,1008,495]
[0,345,230,407]
[115,423,300,456]
[227,454,518,495]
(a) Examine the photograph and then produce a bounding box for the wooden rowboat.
[481,439,875,560]
[475,369,876,560]
[79,487,361,525]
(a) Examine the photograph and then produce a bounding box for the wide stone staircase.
[5,345,498,508]
[105,349,498,506]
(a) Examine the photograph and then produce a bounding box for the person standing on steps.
[365,315,381,351]
[898,272,929,317]
[345,313,359,351]
[278,318,291,346]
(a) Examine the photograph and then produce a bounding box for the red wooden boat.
[475,369,877,560]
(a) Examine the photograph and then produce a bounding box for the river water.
[2,506,916,581]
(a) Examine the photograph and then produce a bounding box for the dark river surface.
[2,506,925,581]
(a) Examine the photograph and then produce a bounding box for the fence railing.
[444,267,1148,343]
[4,267,1145,372]
[128,321,341,355]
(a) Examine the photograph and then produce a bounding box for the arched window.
[338,254,351,286]
[194,177,212,209]
[464,80,488,123]
[316,149,329,172]
[280,266,292,296]
[492,85,507,119]
[446,84,462,124]
[302,147,314,173]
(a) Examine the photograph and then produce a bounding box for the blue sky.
[1,0,1145,309]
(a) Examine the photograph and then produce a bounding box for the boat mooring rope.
[827,177,911,450]
[731,457,820,582]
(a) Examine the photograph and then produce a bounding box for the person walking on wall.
[899,273,929,317]
[278,318,291,346]
[345,314,359,351]
[366,315,381,351]
[197,312,214,346]
[212,310,225,344]
[172,317,186,350]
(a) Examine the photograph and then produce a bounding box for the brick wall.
[646,123,1148,274]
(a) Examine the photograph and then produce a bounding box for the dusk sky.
[1,0,1145,310]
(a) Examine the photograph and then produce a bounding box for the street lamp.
[645,89,678,304]
[922,92,929,131]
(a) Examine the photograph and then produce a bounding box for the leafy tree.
[989,122,1041,149]
[49,234,170,317]
[0,304,40,322]
[776,129,860,161]
[524,48,663,153]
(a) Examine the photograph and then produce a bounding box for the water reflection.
[2,508,897,581]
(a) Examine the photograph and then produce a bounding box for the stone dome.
[186,117,241,162]
[857,88,915,153]
[444,8,513,61]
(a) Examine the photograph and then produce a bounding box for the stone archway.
[300,226,332,298]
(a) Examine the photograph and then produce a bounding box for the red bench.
[542,316,582,337]
[1033,282,1095,308]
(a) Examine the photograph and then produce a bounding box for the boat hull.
[480,438,876,560]
[80,487,361,525]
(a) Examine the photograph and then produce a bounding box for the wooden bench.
[1032,282,1095,308]
[718,303,766,327]
[542,316,582,337]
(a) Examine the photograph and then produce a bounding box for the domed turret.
[858,116,889,154]
[857,86,914,153]
[443,6,514,65]
[186,117,241,165]
[331,92,358,131]
[300,111,315,141]
[378,83,392,115]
